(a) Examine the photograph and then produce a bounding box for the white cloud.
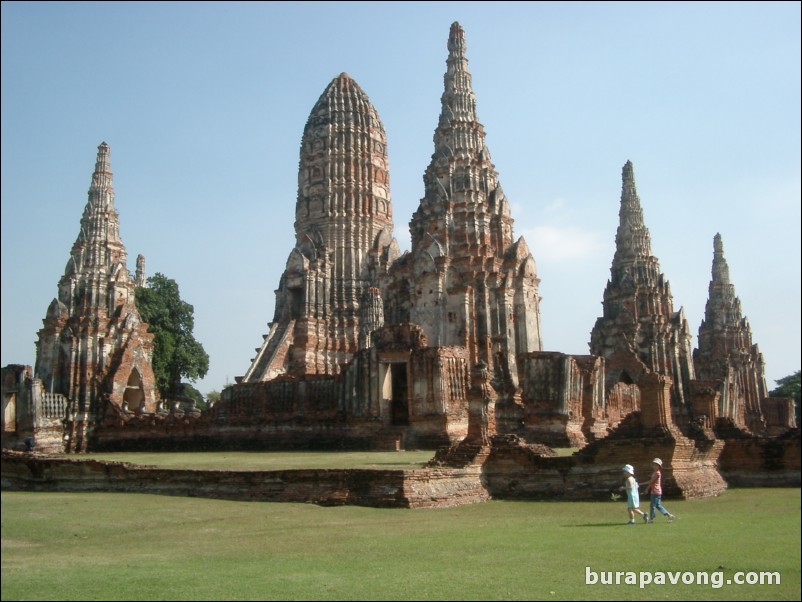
[521,225,608,263]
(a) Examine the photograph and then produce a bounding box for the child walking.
[644,458,676,523]
[621,464,648,525]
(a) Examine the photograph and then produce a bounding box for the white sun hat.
[622,464,635,475]
[652,458,663,467]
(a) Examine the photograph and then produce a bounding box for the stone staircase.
[246,319,295,382]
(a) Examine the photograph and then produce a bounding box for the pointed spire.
[402,21,541,373]
[713,232,723,253]
[696,233,768,430]
[710,233,733,295]
[417,21,499,214]
[621,161,638,209]
[448,22,466,54]
[613,161,653,265]
[89,142,114,208]
[711,232,731,287]
[414,22,512,249]
[591,161,695,414]
[76,142,125,258]
[63,142,128,288]
[702,233,739,329]
[436,21,480,139]
[36,142,157,419]
[446,22,469,89]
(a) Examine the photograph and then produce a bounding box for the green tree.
[179,383,207,409]
[135,273,209,399]
[206,390,221,407]
[770,370,801,425]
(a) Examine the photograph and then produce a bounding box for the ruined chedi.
[35,142,158,425]
[694,233,768,432]
[242,74,398,382]
[135,253,146,289]
[590,161,696,424]
[227,22,542,449]
[383,22,542,384]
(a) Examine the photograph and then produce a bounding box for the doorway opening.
[390,363,409,426]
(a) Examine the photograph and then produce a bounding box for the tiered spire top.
[711,232,731,287]
[448,22,466,53]
[90,141,113,195]
[77,142,123,249]
[613,161,653,265]
[412,21,512,254]
[64,142,128,283]
[703,233,741,327]
[436,21,480,139]
[696,232,767,429]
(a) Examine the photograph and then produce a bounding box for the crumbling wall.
[1,450,489,508]
[717,425,800,487]
[518,352,587,447]
[761,396,797,435]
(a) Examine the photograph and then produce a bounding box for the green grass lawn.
[53,450,436,471]
[2,488,799,601]
[55,449,580,470]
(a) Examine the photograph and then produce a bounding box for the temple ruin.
[695,233,779,432]
[242,73,399,382]
[2,142,158,452]
[227,22,543,449]
[2,22,797,502]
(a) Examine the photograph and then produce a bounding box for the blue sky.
[2,1,800,395]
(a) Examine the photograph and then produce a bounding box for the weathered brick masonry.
[2,22,797,503]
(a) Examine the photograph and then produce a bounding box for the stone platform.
[0,450,489,509]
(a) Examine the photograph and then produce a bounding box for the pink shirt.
[647,470,662,495]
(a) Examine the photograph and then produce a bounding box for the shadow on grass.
[367,462,428,467]
[564,522,627,528]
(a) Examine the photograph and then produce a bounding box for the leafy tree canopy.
[770,370,801,400]
[178,382,206,410]
[135,273,209,399]
[770,370,801,424]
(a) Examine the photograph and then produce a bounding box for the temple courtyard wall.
[5,428,798,508]
[88,419,423,452]
[0,450,489,508]
[717,429,801,488]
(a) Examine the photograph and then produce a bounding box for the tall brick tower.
[243,74,398,381]
[590,161,695,422]
[35,142,157,424]
[385,22,542,383]
[694,233,768,431]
